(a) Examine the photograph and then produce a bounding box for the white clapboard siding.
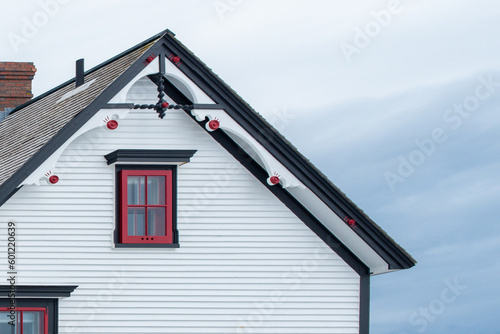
[0,78,360,334]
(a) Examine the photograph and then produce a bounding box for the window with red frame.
[0,307,48,334]
[119,169,173,244]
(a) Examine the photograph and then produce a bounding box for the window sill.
[114,243,180,248]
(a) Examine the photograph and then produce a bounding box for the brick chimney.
[0,62,37,115]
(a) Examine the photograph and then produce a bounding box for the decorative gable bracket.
[20,108,132,187]
[189,107,305,189]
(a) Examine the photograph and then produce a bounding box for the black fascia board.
[0,35,169,208]
[159,35,415,270]
[0,285,78,298]
[0,187,21,214]
[105,149,197,165]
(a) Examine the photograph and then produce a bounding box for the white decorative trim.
[164,58,214,104]
[108,55,215,105]
[20,108,133,187]
[191,108,305,189]
[108,57,161,104]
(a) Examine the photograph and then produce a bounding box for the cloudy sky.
[2,0,500,333]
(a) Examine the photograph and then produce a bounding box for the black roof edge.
[159,33,416,270]
[7,29,170,117]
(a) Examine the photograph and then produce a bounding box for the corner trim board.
[359,274,370,334]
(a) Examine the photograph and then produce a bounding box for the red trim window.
[119,170,173,244]
[0,307,48,334]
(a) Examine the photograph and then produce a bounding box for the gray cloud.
[1,1,499,333]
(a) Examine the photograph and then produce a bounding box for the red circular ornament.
[347,219,356,226]
[172,56,181,63]
[208,119,220,130]
[107,120,118,130]
[270,176,280,185]
[146,56,155,63]
[162,102,169,108]
[49,175,59,184]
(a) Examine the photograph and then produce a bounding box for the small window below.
[105,150,197,248]
[119,169,173,244]
[0,290,71,334]
[0,307,48,334]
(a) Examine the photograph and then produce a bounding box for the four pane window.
[120,170,173,244]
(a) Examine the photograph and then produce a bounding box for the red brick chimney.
[0,62,37,113]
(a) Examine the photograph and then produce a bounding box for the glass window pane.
[127,176,145,205]
[17,312,21,334]
[0,312,16,334]
[128,208,145,236]
[23,311,44,334]
[148,208,166,236]
[147,176,165,205]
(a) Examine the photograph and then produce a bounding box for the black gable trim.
[159,35,415,270]
[105,149,197,165]
[0,285,77,298]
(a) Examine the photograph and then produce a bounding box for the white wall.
[0,78,360,333]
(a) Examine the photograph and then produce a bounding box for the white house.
[0,29,415,334]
